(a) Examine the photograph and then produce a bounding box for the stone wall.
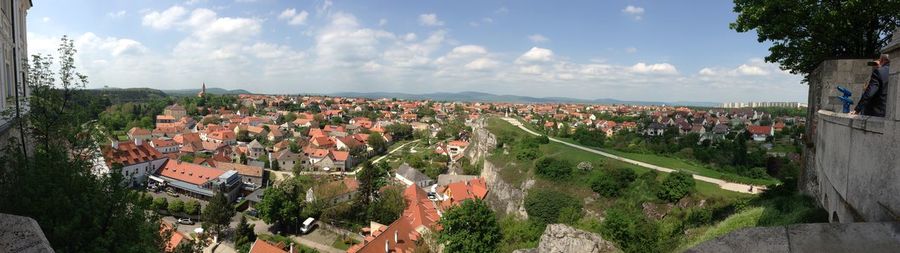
[687,222,900,253]
[804,30,900,223]
[801,59,871,197]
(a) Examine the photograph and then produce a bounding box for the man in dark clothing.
[854,54,890,117]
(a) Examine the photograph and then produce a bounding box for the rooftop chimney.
[111,139,119,149]
[134,138,142,146]
[289,243,294,253]
[385,240,389,253]
[394,230,398,243]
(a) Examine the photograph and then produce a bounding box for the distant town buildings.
[722,102,807,108]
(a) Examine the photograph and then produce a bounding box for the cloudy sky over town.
[27,0,806,102]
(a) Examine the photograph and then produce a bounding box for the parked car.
[246,209,258,217]
[427,192,437,201]
[177,218,195,225]
[300,217,316,234]
[166,190,179,197]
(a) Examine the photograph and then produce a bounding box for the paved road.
[500,117,766,194]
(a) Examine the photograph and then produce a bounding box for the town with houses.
[91,83,806,253]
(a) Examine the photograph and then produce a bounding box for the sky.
[26,0,807,103]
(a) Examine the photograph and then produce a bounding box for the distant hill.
[82,88,169,103]
[161,88,252,96]
[330,91,720,107]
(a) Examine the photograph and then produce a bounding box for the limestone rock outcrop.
[514,224,619,253]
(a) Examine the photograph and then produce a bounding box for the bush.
[168,199,184,214]
[657,171,695,202]
[184,200,201,215]
[601,207,663,253]
[534,157,573,180]
[152,197,168,211]
[590,167,637,197]
[524,189,581,225]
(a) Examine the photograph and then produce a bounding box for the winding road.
[500,117,766,194]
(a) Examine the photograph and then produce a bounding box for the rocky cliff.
[513,224,620,253]
[467,119,532,218]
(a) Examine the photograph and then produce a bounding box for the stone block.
[686,227,789,253]
[786,223,900,253]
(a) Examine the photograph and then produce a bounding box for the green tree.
[234,215,257,252]
[731,0,900,76]
[524,189,582,225]
[202,191,235,235]
[0,36,165,252]
[357,161,389,207]
[367,132,388,154]
[169,199,185,214]
[256,178,307,233]
[657,171,696,202]
[591,167,637,197]
[366,186,407,224]
[601,207,663,253]
[153,197,169,211]
[437,199,502,253]
[534,157,573,180]
[185,200,201,215]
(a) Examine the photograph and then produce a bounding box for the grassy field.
[485,117,750,205]
[510,117,778,186]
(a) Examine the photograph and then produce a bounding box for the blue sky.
[26,0,806,102]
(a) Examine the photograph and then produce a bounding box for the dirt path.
[500,117,765,194]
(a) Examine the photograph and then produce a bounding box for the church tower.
[198,82,206,97]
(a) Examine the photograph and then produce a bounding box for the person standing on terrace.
[853,54,891,117]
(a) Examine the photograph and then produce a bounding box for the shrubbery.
[590,167,637,197]
[657,171,695,202]
[534,157,574,180]
[524,189,582,225]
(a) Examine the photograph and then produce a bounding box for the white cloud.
[378,18,388,26]
[622,5,645,20]
[625,47,637,53]
[495,7,508,14]
[629,63,678,74]
[465,58,499,71]
[76,33,148,57]
[185,0,207,5]
[419,13,444,26]
[278,8,309,25]
[698,59,777,77]
[235,0,257,2]
[516,47,554,63]
[41,17,51,23]
[482,17,494,23]
[107,10,127,18]
[528,34,549,43]
[142,6,187,29]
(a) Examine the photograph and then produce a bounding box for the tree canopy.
[731,0,900,76]
[437,199,502,253]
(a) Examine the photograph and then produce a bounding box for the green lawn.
[331,237,359,250]
[507,117,778,186]
[599,149,777,186]
[485,117,751,202]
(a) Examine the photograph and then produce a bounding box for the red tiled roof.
[748,125,773,135]
[441,178,488,209]
[349,185,439,253]
[448,140,469,147]
[158,160,225,185]
[103,141,165,167]
[330,150,349,161]
[249,238,297,253]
